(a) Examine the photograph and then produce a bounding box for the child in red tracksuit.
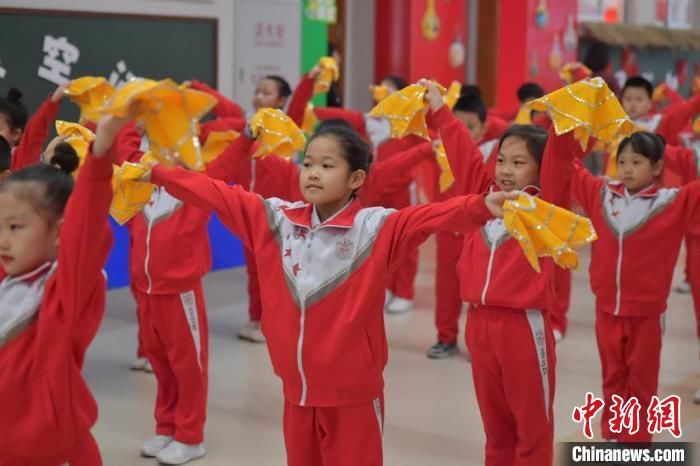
[127,124,270,464]
[425,80,576,466]
[145,123,511,466]
[426,94,504,359]
[648,143,700,405]
[565,132,700,443]
[0,116,121,466]
[292,72,425,314]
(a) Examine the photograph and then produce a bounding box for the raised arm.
[11,86,65,171]
[190,80,245,119]
[150,164,268,251]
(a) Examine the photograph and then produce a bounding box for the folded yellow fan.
[202,130,239,164]
[445,81,462,110]
[55,120,95,177]
[434,142,455,192]
[301,103,319,134]
[559,62,592,85]
[503,194,597,273]
[110,153,156,225]
[370,84,390,103]
[249,108,307,159]
[528,77,634,150]
[368,82,445,141]
[314,56,340,95]
[101,78,216,171]
[65,77,116,124]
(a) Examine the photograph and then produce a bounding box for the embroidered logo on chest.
[335,239,355,260]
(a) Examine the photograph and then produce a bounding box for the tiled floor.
[86,240,699,465]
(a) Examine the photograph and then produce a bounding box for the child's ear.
[349,169,366,191]
[10,127,22,145]
[652,159,664,177]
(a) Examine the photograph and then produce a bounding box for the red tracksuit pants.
[596,311,663,443]
[3,431,102,466]
[283,396,384,466]
[549,268,572,335]
[466,305,556,466]
[131,283,147,359]
[686,233,700,338]
[134,283,209,444]
[434,232,464,343]
[244,247,263,322]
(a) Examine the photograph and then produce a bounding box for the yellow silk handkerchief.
[202,130,239,164]
[445,81,462,110]
[102,78,216,171]
[314,57,340,95]
[302,103,319,134]
[110,153,156,225]
[528,77,634,150]
[368,82,445,140]
[504,194,597,273]
[249,108,307,160]
[65,77,116,124]
[434,142,455,192]
[559,62,592,85]
[370,85,390,103]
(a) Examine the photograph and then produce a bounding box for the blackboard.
[0,8,217,121]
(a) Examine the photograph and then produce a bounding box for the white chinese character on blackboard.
[37,35,80,85]
[109,60,136,87]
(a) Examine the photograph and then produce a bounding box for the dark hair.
[50,143,80,173]
[0,135,10,172]
[498,125,548,167]
[453,95,487,123]
[622,76,653,99]
[0,88,29,132]
[582,40,610,73]
[517,82,545,104]
[460,84,482,99]
[617,131,664,164]
[309,126,372,174]
[263,75,292,99]
[0,146,78,222]
[381,75,407,91]
[315,118,355,133]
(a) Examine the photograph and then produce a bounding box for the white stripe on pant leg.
[373,398,383,436]
[525,309,550,422]
[180,290,203,372]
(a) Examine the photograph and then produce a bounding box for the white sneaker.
[386,297,414,314]
[238,321,265,343]
[140,435,173,457]
[694,388,700,404]
[156,441,206,465]
[131,357,151,372]
[553,329,564,343]
[384,290,395,308]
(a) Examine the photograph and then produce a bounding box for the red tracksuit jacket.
[433,105,574,311]
[151,164,493,407]
[11,95,60,172]
[127,133,263,294]
[568,155,700,316]
[0,148,114,462]
[636,94,700,146]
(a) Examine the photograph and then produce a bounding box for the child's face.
[0,190,60,276]
[617,146,663,194]
[455,110,486,142]
[622,87,653,120]
[494,136,539,192]
[0,116,21,147]
[300,136,365,208]
[253,79,287,111]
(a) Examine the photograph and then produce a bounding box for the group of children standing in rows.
[0,55,698,466]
